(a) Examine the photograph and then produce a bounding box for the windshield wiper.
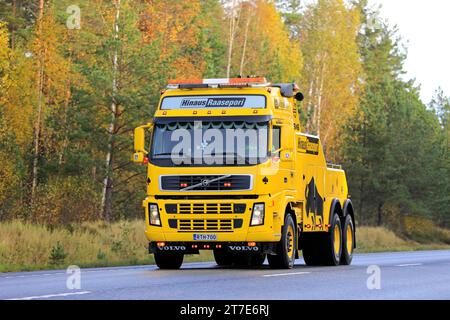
[205,153,252,165]
[152,152,254,165]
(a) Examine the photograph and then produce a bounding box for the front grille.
[180,203,233,214]
[165,203,246,214]
[160,175,251,191]
[178,219,234,232]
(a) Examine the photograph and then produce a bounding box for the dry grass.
[0,221,449,272]
[0,220,150,272]
[356,227,450,253]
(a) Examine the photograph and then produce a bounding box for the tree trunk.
[306,78,314,132]
[58,80,71,166]
[377,202,383,226]
[226,0,240,78]
[31,0,45,207]
[239,13,251,76]
[11,0,17,48]
[58,42,73,166]
[101,0,121,222]
[316,61,326,137]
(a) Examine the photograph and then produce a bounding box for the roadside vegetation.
[0,0,448,229]
[0,1,448,272]
[1,220,449,273]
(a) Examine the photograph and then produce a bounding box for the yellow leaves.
[228,0,303,81]
[0,23,35,154]
[139,0,205,77]
[33,13,71,107]
[0,22,22,204]
[300,0,363,160]
[0,22,11,105]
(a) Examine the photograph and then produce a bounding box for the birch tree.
[300,0,362,159]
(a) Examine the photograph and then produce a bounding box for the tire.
[302,233,323,266]
[249,254,266,267]
[213,250,234,266]
[322,213,343,266]
[154,251,184,270]
[268,214,297,269]
[229,254,247,267]
[340,215,355,266]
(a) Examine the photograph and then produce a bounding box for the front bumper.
[149,242,277,254]
[144,196,282,243]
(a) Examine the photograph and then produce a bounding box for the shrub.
[49,242,67,265]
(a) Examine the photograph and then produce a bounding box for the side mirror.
[134,127,146,153]
[295,92,304,102]
[132,123,152,164]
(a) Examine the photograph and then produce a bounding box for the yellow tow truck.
[133,77,356,269]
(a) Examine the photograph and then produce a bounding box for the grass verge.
[0,220,449,272]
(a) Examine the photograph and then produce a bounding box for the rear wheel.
[213,250,234,266]
[302,212,343,266]
[340,215,355,265]
[302,233,323,266]
[154,251,184,270]
[268,214,297,269]
[322,213,342,266]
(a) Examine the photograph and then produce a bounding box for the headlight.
[251,203,265,226]
[149,204,161,226]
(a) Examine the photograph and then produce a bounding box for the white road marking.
[263,272,311,278]
[395,263,423,267]
[0,267,148,280]
[6,291,91,300]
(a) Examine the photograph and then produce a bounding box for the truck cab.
[133,78,356,269]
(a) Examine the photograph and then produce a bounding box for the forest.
[0,0,449,235]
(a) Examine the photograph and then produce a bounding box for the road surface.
[1,250,450,300]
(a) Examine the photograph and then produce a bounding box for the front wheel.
[268,214,297,269]
[213,250,234,266]
[154,251,184,270]
[250,254,266,267]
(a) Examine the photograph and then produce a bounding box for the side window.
[272,126,281,156]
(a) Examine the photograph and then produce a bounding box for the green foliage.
[342,0,450,227]
[97,249,107,261]
[0,0,448,234]
[49,241,67,265]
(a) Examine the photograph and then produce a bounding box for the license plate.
[193,234,217,241]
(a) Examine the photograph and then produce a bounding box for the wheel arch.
[284,203,297,226]
[343,199,356,231]
[329,198,344,222]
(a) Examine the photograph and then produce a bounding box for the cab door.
[271,120,295,191]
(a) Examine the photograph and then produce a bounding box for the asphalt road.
[1,250,450,300]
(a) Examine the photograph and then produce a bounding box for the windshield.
[150,121,269,167]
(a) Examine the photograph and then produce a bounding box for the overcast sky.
[370,0,450,103]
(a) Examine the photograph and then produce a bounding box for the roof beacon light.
[167,77,269,89]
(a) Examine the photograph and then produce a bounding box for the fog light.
[149,204,161,226]
[251,203,265,226]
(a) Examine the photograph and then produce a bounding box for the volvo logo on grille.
[201,179,210,187]
[157,245,186,251]
[229,246,260,252]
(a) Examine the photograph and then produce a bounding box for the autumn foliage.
[0,0,448,228]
